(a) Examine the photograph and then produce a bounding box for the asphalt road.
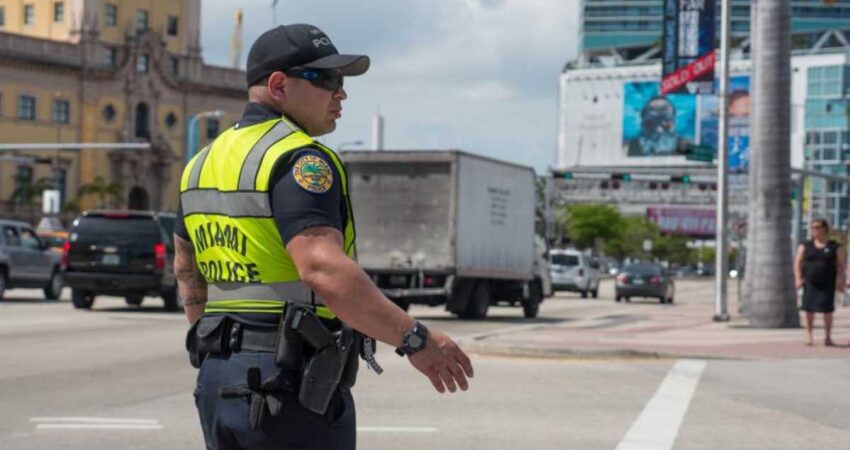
[1,283,849,449]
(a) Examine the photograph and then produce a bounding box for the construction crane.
[230,8,243,69]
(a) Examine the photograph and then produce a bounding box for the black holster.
[281,305,358,415]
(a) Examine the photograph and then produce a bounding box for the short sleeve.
[174,200,191,241]
[269,147,344,244]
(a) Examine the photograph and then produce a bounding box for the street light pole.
[185,110,224,164]
[714,0,732,322]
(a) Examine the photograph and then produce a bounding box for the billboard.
[699,76,751,171]
[622,81,696,157]
[662,0,716,95]
[647,207,716,237]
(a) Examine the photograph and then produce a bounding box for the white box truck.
[341,150,551,319]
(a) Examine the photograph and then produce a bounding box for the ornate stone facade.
[0,0,245,215]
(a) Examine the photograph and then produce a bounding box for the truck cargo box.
[342,150,536,280]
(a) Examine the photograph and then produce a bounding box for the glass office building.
[583,0,850,62]
[804,64,850,228]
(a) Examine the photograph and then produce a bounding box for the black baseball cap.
[246,24,370,87]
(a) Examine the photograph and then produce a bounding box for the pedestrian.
[794,218,845,346]
[173,24,474,450]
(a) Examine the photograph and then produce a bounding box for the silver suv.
[549,249,602,298]
[0,219,64,300]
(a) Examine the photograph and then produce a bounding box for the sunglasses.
[284,68,344,91]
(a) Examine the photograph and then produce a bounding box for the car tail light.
[578,268,584,277]
[650,276,661,284]
[154,243,166,270]
[424,276,435,287]
[617,274,628,284]
[61,240,71,269]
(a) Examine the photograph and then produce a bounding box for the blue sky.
[200,0,580,173]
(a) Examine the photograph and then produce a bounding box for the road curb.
[462,341,746,361]
[462,341,665,360]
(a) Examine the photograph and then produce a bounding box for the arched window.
[128,186,150,210]
[135,102,150,139]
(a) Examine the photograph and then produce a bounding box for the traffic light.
[611,173,632,181]
[561,171,573,180]
[671,175,691,184]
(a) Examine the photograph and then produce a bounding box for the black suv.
[63,211,179,310]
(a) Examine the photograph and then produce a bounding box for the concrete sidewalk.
[466,279,850,360]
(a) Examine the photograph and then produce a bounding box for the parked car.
[615,262,675,304]
[549,249,602,298]
[37,230,68,256]
[63,210,179,310]
[0,219,64,300]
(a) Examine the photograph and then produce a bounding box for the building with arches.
[0,0,244,217]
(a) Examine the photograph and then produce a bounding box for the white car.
[549,249,602,298]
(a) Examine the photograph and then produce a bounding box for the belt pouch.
[275,305,305,369]
[185,317,204,368]
[339,329,360,389]
[197,315,230,354]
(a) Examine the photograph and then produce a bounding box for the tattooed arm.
[174,234,207,323]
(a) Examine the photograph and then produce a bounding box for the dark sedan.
[615,262,675,304]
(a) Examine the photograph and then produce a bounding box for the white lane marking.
[616,359,707,450]
[31,417,159,424]
[0,317,71,328]
[36,424,164,430]
[31,417,162,430]
[358,426,438,433]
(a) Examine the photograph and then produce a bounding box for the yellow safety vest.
[179,116,356,317]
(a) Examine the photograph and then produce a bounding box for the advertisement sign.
[699,76,751,171]
[647,207,716,237]
[662,0,716,95]
[622,81,696,157]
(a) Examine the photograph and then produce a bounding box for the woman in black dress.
[794,218,846,346]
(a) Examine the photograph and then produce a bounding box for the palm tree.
[747,0,799,327]
[78,176,124,209]
[10,176,55,203]
[741,0,760,316]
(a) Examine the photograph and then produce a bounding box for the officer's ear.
[267,71,288,102]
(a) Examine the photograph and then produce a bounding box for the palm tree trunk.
[748,0,799,328]
[741,0,760,316]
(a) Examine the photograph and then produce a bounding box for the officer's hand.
[407,330,474,394]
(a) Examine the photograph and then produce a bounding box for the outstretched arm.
[287,226,474,393]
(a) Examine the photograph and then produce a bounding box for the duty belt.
[229,323,278,353]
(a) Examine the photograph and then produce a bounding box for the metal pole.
[184,110,224,165]
[714,0,732,322]
[185,115,200,165]
[792,175,806,252]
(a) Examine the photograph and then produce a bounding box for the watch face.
[408,334,424,349]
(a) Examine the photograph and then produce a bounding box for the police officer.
[173,24,474,450]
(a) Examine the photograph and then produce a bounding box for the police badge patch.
[293,154,333,193]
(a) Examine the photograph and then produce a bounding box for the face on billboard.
[623,82,696,157]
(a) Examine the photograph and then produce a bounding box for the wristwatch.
[395,321,429,356]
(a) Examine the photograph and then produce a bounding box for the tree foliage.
[78,176,123,208]
[559,203,697,264]
[565,204,622,249]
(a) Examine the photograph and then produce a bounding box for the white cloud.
[463,81,516,101]
[200,0,581,173]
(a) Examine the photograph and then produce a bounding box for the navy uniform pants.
[195,351,356,450]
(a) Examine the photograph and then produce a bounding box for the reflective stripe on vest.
[179,117,355,316]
